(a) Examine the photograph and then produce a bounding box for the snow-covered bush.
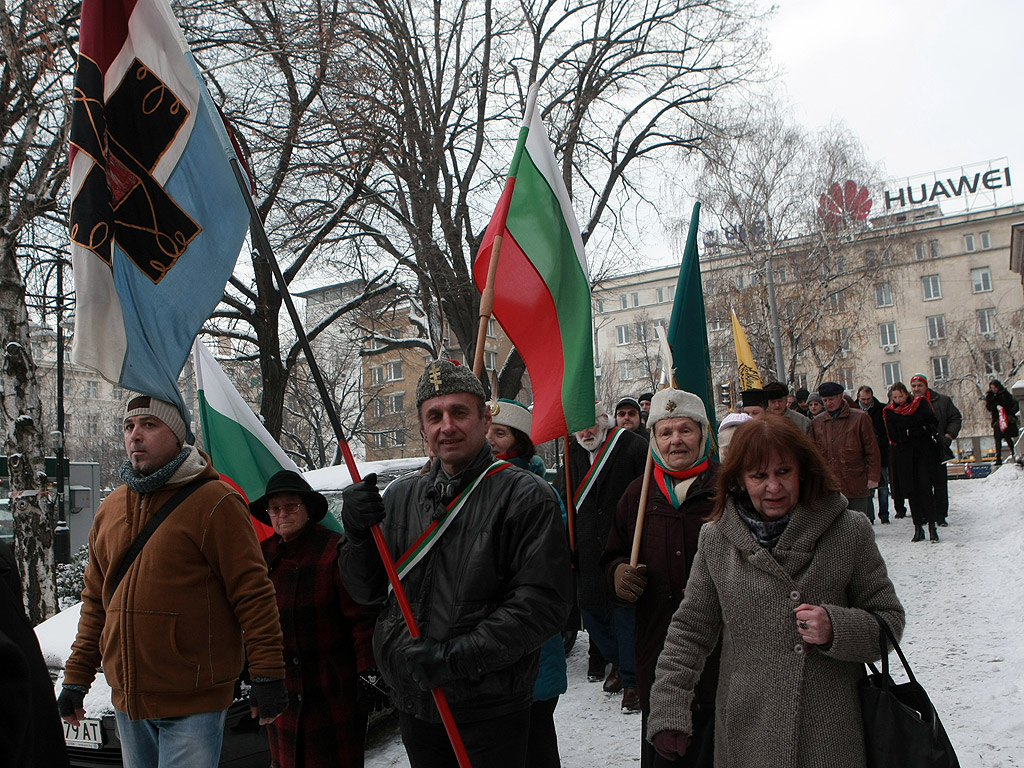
[57,544,89,609]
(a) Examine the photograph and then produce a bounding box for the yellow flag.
[731,308,762,390]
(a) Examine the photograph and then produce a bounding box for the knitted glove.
[248,678,289,722]
[404,636,475,691]
[652,730,690,761]
[614,562,648,603]
[341,473,385,539]
[356,668,390,712]
[57,685,87,721]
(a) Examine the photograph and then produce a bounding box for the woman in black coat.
[883,382,941,543]
[985,379,1019,465]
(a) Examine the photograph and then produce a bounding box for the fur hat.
[817,381,845,397]
[488,398,532,437]
[740,388,768,409]
[415,359,486,409]
[249,469,328,526]
[762,382,789,401]
[647,388,709,434]
[124,395,186,444]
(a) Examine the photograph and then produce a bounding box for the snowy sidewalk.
[366,465,1024,766]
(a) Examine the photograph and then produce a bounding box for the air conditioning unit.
[594,366,603,378]
[981,332,995,341]
[927,339,937,348]
[882,344,896,354]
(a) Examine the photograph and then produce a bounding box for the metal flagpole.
[227,159,472,767]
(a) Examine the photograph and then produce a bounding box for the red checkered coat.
[262,523,377,768]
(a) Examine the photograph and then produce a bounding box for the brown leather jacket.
[809,401,881,499]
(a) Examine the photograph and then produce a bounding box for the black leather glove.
[57,686,86,719]
[356,668,390,712]
[248,678,289,722]
[404,636,474,691]
[341,473,385,539]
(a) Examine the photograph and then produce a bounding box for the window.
[980,231,991,249]
[914,243,926,261]
[597,299,605,314]
[879,322,898,347]
[656,286,675,303]
[875,282,893,308]
[971,267,992,293]
[931,356,950,381]
[835,328,852,356]
[977,307,996,335]
[620,295,628,310]
[112,385,123,400]
[793,373,808,390]
[635,321,649,342]
[615,325,630,345]
[922,275,941,301]
[487,318,497,337]
[736,274,745,290]
[385,360,403,381]
[86,381,99,398]
[388,392,405,413]
[374,433,388,448]
[882,362,902,387]
[631,292,640,307]
[708,315,727,332]
[371,398,385,418]
[964,234,976,252]
[837,368,855,391]
[484,350,497,371]
[391,430,406,446]
[370,366,384,386]
[776,267,787,284]
[930,240,940,259]
[983,350,1002,375]
[827,289,846,313]
[926,315,946,341]
[87,414,99,437]
[618,359,633,381]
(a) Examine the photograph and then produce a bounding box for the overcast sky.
[765,0,1022,183]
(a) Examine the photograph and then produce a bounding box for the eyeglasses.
[267,502,304,517]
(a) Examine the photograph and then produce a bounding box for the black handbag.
[860,613,959,768]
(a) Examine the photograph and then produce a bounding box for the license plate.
[63,718,104,749]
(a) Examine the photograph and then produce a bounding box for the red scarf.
[884,395,924,417]
[653,458,709,508]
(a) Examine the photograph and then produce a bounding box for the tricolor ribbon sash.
[388,460,511,592]
[573,427,626,508]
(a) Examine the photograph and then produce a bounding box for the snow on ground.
[365,465,1024,767]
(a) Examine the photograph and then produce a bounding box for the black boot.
[912,526,925,542]
[928,523,939,543]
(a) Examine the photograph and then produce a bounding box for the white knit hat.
[488,398,532,437]
[124,395,186,444]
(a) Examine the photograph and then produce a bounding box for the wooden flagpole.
[228,159,472,767]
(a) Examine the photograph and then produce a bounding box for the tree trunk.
[0,243,57,623]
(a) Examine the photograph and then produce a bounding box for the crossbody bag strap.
[106,477,216,601]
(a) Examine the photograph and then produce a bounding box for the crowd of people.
[44,361,1017,768]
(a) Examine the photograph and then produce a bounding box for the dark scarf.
[119,447,190,494]
[735,493,791,550]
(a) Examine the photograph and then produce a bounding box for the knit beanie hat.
[124,395,186,444]
[910,374,928,386]
[488,398,532,437]
[807,393,824,406]
[415,359,486,408]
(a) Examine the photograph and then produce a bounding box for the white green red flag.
[193,341,343,539]
[473,89,595,444]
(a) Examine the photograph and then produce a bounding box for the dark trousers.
[929,462,949,521]
[400,709,530,768]
[994,427,1017,463]
[640,708,714,768]
[847,495,873,521]
[581,606,638,687]
[906,492,937,526]
[526,697,560,768]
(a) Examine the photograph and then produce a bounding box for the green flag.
[667,201,719,437]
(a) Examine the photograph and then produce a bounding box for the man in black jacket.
[339,360,572,768]
[857,385,891,524]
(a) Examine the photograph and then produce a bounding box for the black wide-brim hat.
[249,470,328,526]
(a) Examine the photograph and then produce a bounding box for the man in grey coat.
[910,374,961,526]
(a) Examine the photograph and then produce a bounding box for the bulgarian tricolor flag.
[473,87,596,445]
[193,341,343,539]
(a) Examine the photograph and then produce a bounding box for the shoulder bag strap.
[105,477,216,601]
[867,611,918,688]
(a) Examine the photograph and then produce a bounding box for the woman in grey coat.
[647,415,905,768]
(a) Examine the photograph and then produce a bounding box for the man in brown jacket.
[809,382,881,520]
[57,396,287,768]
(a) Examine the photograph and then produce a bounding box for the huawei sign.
[818,180,872,226]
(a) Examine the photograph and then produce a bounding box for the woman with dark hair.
[647,415,904,767]
[487,399,568,768]
[985,379,1019,465]
[883,382,941,543]
[251,471,381,768]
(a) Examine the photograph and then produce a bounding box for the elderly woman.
[251,470,380,768]
[487,398,569,768]
[883,382,941,543]
[647,415,905,767]
[601,389,720,768]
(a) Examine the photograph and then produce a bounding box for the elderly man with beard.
[558,403,648,711]
[910,374,961,526]
[338,360,571,768]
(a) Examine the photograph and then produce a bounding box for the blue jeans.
[873,466,890,520]
[115,709,227,768]
[581,606,638,688]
